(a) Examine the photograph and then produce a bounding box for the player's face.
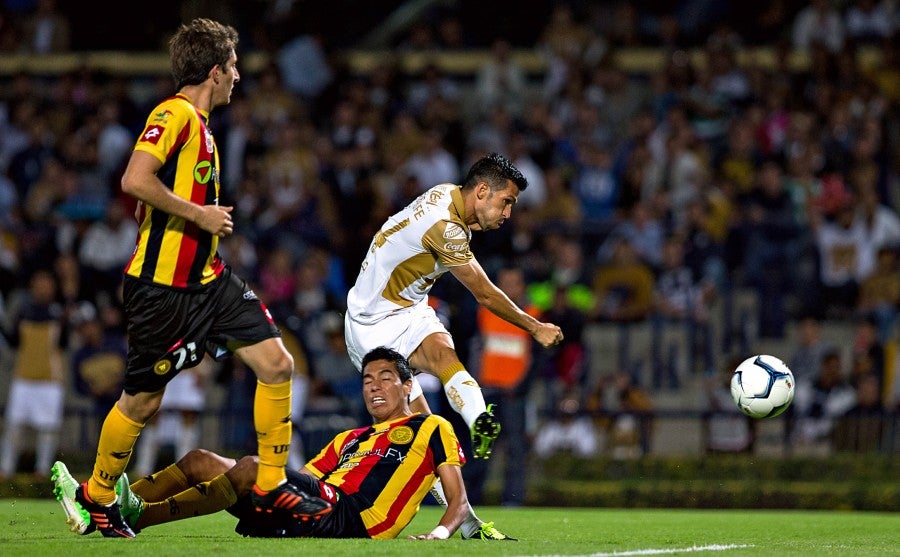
[472,179,519,231]
[212,50,240,108]
[362,359,412,422]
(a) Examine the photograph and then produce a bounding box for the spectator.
[95,98,133,179]
[278,323,315,470]
[531,165,582,231]
[597,201,664,269]
[591,237,655,323]
[77,198,139,300]
[506,131,547,210]
[276,31,333,104]
[466,266,538,506]
[844,0,894,45]
[853,166,900,252]
[247,62,304,134]
[133,358,213,478]
[792,0,845,53]
[811,199,875,316]
[850,314,886,390]
[19,0,70,54]
[473,38,528,119]
[257,245,296,308]
[533,395,599,458]
[856,245,899,342]
[586,369,654,459]
[572,139,619,245]
[704,359,754,454]
[833,372,889,452]
[405,63,461,118]
[739,158,804,337]
[402,126,459,191]
[789,314,838,384]
[650,234,716,387]
[70,301,126,437]
[310,311,363,423]
[0,269,66,480]
[792,349,857,446]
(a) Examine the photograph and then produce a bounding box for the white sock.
[133,424,158,477]
[175,418,200,460]
[430,478,482,537]
[0,423,22,476]
[35,430,59,474]
[442,370,487,428]
[287,424,306,470]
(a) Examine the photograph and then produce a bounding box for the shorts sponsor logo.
[243,289,258,301]
[388,425,414,444]
[153,359,172,375]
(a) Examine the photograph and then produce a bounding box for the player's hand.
[407,533,445,540]
[197,205,234,237]
[533,322,564,348]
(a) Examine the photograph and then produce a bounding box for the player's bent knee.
[179,449,239,484]
[226,456,259,496]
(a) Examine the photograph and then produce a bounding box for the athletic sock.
[253,380,291,491]
[439,362,487,428]
[138,474,237,528]
[130,463,189,503]
[88,404,144,505]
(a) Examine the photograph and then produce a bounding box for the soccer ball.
[730,355,795,419]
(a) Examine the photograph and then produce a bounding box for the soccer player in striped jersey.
[69,18,329,538]
[53,347,470,539]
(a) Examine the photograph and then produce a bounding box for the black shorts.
[231,468,369,538]
[122,266,280,394]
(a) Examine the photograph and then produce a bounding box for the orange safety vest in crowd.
[476,304,540,389]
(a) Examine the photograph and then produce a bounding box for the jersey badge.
[388,425,414,445]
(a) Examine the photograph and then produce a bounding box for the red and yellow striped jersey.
[125,94,224,289]
[306,413,464,539]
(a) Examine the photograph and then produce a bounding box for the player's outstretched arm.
[407,464,468,540]
[449,260,563,348]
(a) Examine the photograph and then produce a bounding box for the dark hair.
[361,346,413,383]
[169,18,238,90]
[462,152,528,193]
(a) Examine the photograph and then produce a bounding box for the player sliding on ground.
[52,347,474,540]
[344,152,562,539]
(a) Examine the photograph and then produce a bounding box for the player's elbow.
[121,173,139,197]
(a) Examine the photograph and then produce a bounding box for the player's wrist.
[429,525,450,539]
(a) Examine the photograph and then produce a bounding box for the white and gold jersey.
[347,183,473,324]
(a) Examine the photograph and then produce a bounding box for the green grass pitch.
[2,500,897,557]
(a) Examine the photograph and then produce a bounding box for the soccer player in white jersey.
[345,152,564,540]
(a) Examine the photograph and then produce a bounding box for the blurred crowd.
[0,1,898,481]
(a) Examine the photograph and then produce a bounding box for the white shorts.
[345,301,451,402]
[4,378,64,430]
[160,371,205,411]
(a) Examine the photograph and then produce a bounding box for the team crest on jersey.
[388,426,414,444]
[443,223,466,240]
[140,125,164,145]
[204,129,214,154]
